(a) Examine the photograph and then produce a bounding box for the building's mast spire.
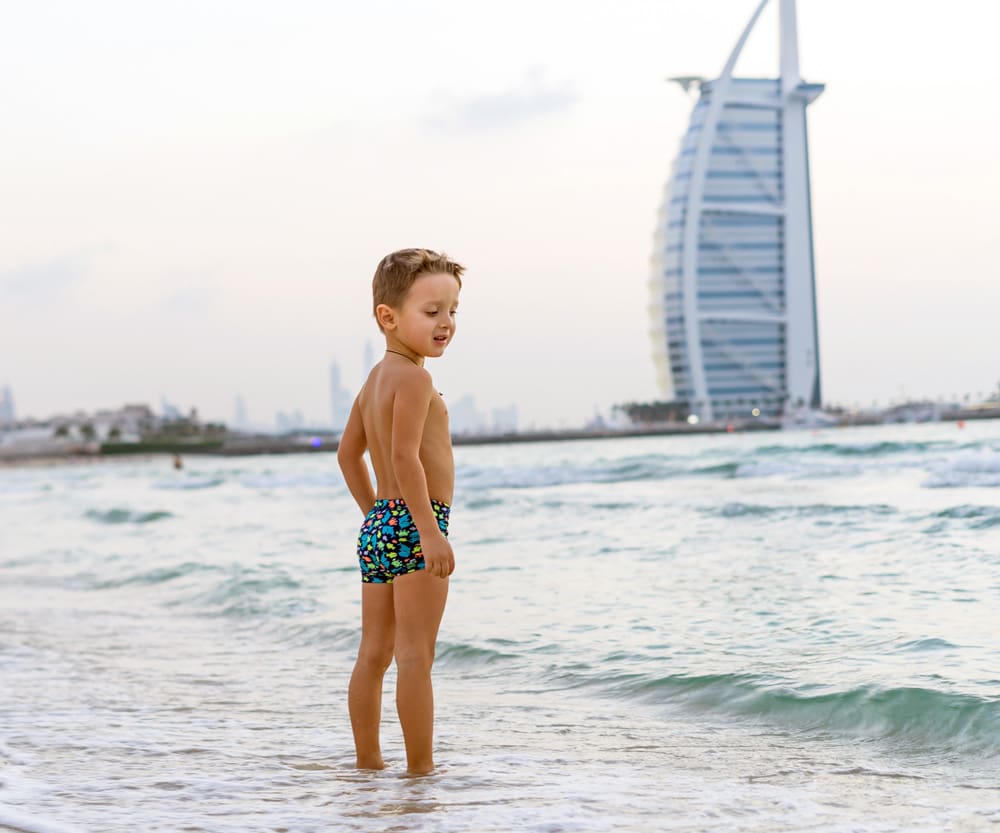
[780,0,801,90]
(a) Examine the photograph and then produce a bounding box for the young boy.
[337,248,463,775]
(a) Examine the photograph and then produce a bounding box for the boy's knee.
[394,647,435,675]
[357,644,393,673]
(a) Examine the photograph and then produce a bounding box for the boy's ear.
[375,303,396,331]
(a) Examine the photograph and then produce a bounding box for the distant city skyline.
[2,1,999,426]
[2,374,997,438]
[3,371,999,433]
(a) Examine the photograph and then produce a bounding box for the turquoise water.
[1,421,999,832]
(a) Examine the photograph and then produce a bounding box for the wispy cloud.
[154,274,221,319]
[0,252,91,304]
[426,67,578,133]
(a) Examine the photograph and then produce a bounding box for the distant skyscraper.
[329,360,352,431]
[363,341,375,376]
[160,395,182,420]
[234,395,248,430]
[492,405,519,434]
[0,384,15,425]
[276,410,306,433]
[448,395,486,436]
[649,0,823,421]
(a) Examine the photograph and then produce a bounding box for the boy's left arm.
[337,398,375,514]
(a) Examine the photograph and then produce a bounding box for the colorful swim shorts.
[357,498,451,584]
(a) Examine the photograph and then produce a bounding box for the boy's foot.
[405,756,435,776]
[355,755,385,770]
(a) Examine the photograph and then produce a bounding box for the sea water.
[1,421,999,832]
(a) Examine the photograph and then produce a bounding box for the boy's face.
[381,271,460,359]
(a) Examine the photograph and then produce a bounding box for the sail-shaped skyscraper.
[649,0,823,422]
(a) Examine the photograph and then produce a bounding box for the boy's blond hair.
[372,248,464,331]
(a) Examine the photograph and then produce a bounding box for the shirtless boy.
[337,248,463,775]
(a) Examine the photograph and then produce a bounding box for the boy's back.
[356,359,454,506]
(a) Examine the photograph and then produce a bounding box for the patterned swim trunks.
[357,498,451,584]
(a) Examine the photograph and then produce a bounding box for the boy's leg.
[348,583,395,769]
[392,570,449,774]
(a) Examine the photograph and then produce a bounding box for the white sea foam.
[239,473,344,489]
[734,460,809,477]
[734,459,862,479]
[923,449,1000,488]
[0,805,87,833]
[0,739,29,766]
[151,476,225,490]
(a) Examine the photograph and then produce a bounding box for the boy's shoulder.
[367,360,434,396]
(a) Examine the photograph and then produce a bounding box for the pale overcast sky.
[2,0,998,429]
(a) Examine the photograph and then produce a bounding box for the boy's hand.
[420,530,454,579]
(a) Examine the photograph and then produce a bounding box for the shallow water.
[1,421,999,832]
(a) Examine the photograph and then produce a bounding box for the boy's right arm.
[337,398,375,515]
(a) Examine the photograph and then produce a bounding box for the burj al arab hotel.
[649,0,823,423]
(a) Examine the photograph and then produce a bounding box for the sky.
[2,0,999,430]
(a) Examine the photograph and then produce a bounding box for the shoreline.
[0,421,777,468]
[2,414,997,469]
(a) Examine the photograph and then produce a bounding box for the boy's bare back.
[357,360,454,506]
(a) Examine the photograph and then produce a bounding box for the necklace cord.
[385,349,420,365]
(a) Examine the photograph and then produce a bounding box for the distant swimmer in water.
[338,248,464,775]
[173,453,183,471]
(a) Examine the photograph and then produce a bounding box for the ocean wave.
[756,440,947,457]
[923,450,1000,488]
[462,495,507,510]
[456,455,820,490]
[734,460,858,479]
[175,568,308,618]
[84,508,174,525]
[895,637,960,652]
[436,641,521,667]
[691,462,740,477]
[932,505,1000,528]
[0,479,52,495]
[714,502,897,519]
[600,672,1000,756]
[151,476,225,491]
[91,562,223,590]
[271,620,359,649]
[453,437,982,490]
[456,456,685,490]
[239,473,344,490]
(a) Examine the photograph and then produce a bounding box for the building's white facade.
[649,0,823,421]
